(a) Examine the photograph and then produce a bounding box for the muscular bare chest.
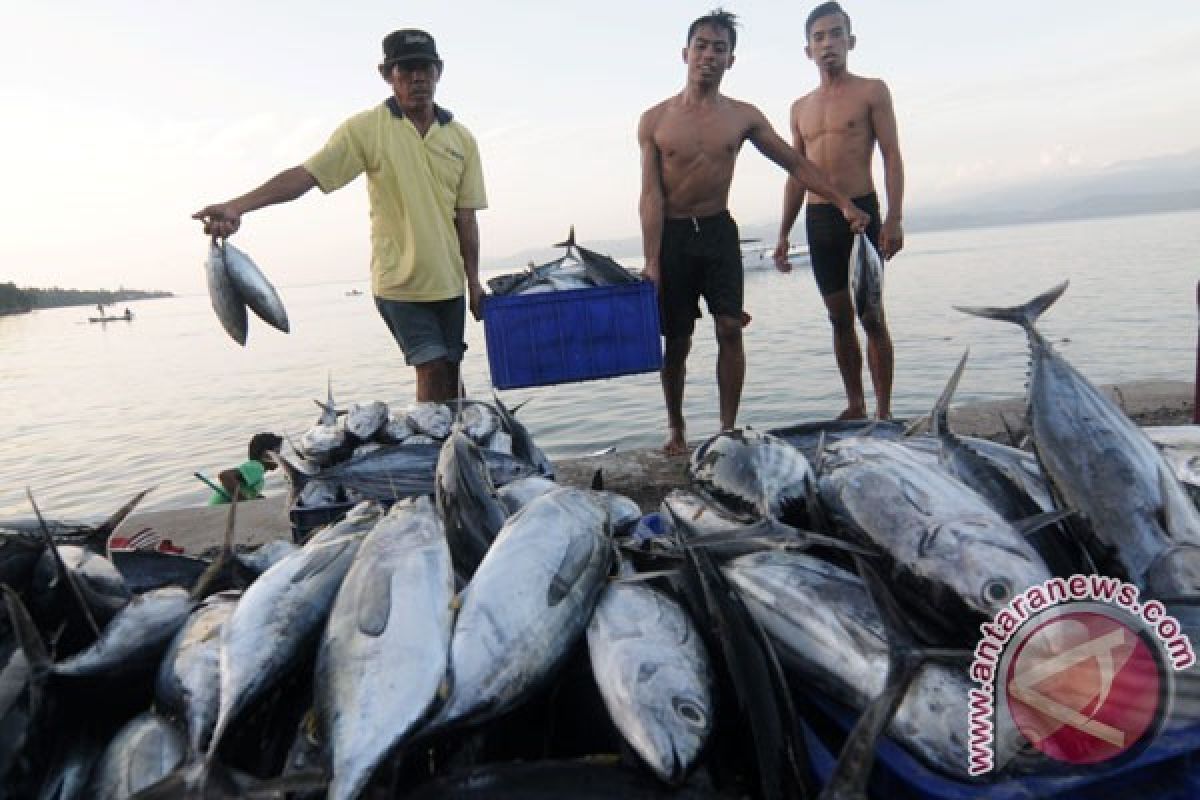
[797,92,873,152]
[656,109,744,170]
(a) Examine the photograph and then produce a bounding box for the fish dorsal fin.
[929,349,970,438]
[1158,462,1198,537]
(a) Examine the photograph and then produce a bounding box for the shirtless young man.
[640,8,869,456]
[774,2,904,421]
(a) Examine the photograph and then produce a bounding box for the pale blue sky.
[2,1,1198,293]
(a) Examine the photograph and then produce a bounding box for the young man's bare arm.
[871,80,905,260]
[774,101,808,271]
[746,107,868,234]
[455,208,483,319]
[193,166,319,238]
[637,110,667,288]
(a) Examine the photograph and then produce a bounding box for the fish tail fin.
[274,450,311,500]
[955,281,1069,331]
[2,585,52,677]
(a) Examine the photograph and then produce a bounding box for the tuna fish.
[220,239,290,334]
[316,497,455,800]
[207,503,378,756]
[848,232,884,319]
[817,437,1053,643]
[956,282,1200,599]
[431,488,612,731]
[88,712,186,800]
[345,402,388,443]
[155,591,239,757]
[205,239,248,346]
[435,430,510,579]
[587,573,713,784]
[723,550,977,778]
[689,428,814,528]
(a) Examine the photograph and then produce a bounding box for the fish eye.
[673,697,708,728]
[982,578,1013,607]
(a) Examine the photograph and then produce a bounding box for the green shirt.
[207,459,267,505]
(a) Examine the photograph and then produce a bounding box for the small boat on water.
[345,288,364,296]
[89,311,134,323]
[740,238,810,271]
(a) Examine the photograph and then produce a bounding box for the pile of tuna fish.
[485,227,640,296]
[281,382,553,514]
[3,280,1200,799]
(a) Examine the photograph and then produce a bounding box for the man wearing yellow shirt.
[194,29,487,402]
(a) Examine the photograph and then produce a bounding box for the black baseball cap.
[381,29,442,67]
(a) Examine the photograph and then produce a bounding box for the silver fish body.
[87,711,186,800]
[205,241,248,345]
[848,231,884,318]
[958,283,1200,597]
[406,402,453,439]
[690,428,814,523]
[53,587,192,680]
[435,430,510,579]
[723,551,979,778]
[433,488,612,730]
[496,475,559,515]
[155,590,239,756]
[317,497,455,800]
[221,239,290,334]
[587,580,713,784]
[208,504,377,754]
[818,437,1052,640]
[31,545,131,624]
[345,401,389,442]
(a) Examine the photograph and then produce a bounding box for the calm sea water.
[3,210,1197,522]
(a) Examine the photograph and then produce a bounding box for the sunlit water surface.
[2,210,1197,521]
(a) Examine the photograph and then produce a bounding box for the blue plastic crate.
[483,281,663,390]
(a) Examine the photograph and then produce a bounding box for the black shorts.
[806,193,882,298]
[659,211,743,338]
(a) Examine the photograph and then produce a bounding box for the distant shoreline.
[0,288,174,316]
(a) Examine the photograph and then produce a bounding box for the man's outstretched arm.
[747,107,868,234]
[193,166,319,238]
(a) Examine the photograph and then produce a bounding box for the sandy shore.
[114,380,1195,555]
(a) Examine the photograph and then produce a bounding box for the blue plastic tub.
[483,282,663,390]
[800,690,1200,799]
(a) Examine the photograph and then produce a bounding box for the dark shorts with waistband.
[659,210,743,338]
[806,192,882,298]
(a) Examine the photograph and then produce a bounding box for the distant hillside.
[485,149,1200,267]
[0,284,174,315]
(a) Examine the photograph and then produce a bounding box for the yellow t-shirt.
[303,98,487,302]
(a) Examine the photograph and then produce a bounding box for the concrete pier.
[114,380,1195,555]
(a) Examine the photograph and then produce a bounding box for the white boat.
[739,238,810,271]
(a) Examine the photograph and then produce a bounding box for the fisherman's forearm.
[883,158,905,222]
[455,212,481,285]
[228,166,318,216]
[639,193,664,267]
[779,178,805,240]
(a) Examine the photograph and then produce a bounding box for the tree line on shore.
[0,282,173,314]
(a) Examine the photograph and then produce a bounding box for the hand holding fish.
[772,239,794,273]
[192,203,243,238]
[841,202,870,234]
[880,216,904,260]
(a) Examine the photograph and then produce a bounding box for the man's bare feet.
[836,406,868,421]
[663,427,688,456]
[741,311,752,328]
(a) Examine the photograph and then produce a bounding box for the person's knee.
[859,310,890,338]
[714,316,743,344]
[827,308,855,334]
[664,336,691,363]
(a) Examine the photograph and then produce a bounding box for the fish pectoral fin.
[1014,509,1076,537]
